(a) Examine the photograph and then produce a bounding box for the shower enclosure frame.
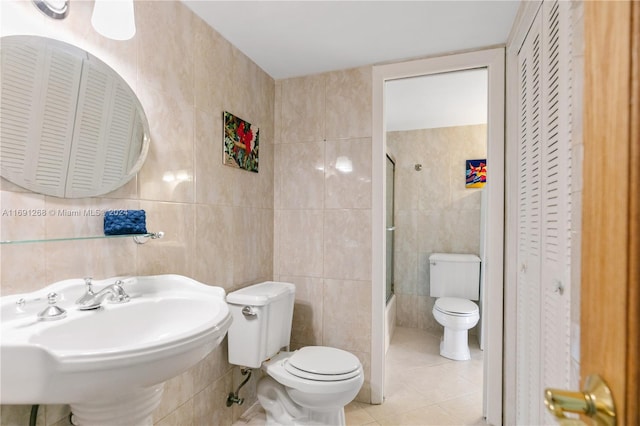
[385,153,395,304]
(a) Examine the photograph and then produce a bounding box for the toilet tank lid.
[226,281,295,306]
[429,253,480,263]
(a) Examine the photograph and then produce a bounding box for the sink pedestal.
[70,385,164,426]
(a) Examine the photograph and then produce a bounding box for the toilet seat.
[434,297,479,317]
[264,351,364,395]
[284,346,361,381]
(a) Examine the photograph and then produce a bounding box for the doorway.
[371,48,505,425]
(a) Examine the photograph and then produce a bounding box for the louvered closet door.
[516,1,573,424]
[539,1,573,424]
[516,10,543,424]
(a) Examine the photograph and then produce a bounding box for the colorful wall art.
[466,159,487,188]
[223,111,259,172]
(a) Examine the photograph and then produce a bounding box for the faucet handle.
[83,277,94,292]
[47,292,59,304]
[108,280,130,303]
[38,292,67,321]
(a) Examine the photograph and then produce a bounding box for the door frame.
[582,1,639,424]
[371,47,505,425]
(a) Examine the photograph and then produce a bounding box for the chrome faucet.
[76,277,95,305]
[77,280,130,310]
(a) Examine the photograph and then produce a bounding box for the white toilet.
[429,253,481,361]
[226,282,364,426]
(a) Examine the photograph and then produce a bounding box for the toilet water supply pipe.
[227,367,252,406]
[29,405,39,426]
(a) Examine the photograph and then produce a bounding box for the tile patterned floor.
[234,326,486,426]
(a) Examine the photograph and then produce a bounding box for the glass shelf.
[1,232,164,245]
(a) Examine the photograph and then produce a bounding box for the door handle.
[386,226,395,231]
[544,374,616,426]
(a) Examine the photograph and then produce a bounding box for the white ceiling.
[182,1,519,131]
[182,1,520,80]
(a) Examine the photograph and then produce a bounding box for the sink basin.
[1,274,232,424]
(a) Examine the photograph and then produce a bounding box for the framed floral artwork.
[466,159,486,188]
[223,111,259,172]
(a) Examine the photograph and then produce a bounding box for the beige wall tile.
[0,191,46,242]
[45,239,100,283]
[396,293,418,328]
[325,138,372,209]
[323,279,372,353]
[281,275,324,347]
[275,142,325,209]
[137,85,195,203]
[137,201,195,277]
[193,372,233,426]
[0,404,33,426]
[325,67,372,139]
[1,244,46,295]
[394,209,418,254]
[393,250,418,296]
[137,0,194,105]
[190,339,232,395]
[194,108,235,206]
[193,204,234,289]
[153,372,194,423]
[324,209,372,281]
[155,399,193,426]
[324,209,371,280]
[349,349,372,403]
[280,75,326,143]
[231,207,273,286]
[277,209,324,277]
[193,20,233,116]
[274,82,283,144]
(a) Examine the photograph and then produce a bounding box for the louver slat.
[0,40,82,197]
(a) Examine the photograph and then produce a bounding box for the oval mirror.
[0,35,150,198]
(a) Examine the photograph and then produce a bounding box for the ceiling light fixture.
[91,0,136,41]
[33,0,69,19]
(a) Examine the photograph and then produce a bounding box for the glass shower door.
[386,154,395,303]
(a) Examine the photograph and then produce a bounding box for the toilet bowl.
[259,347,364,425]
[226,282,363,426]
[432,297,480,361]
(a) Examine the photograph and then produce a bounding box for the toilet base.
[258,376,346,426]
[439,327,471,361]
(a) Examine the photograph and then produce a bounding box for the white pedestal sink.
[0,274,233,425]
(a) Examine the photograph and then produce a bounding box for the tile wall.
[386,125,487,332]
[272,67,374,403]
[0,1,274,424]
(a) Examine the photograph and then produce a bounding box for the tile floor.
[234,326,486,426]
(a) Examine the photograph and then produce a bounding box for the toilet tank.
[226,281,295,368]
[429,253,481,300]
